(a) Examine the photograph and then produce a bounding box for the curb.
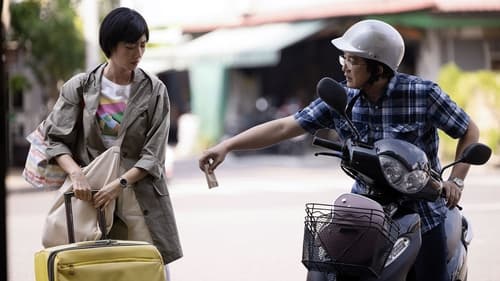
[5,169,44,194]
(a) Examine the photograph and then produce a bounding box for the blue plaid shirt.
[294,72,470,233]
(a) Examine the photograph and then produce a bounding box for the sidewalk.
[5,168,39,194]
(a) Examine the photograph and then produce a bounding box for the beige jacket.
[44,63,183,264]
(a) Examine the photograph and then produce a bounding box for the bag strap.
[78,63,106,106]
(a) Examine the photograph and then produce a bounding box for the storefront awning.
[179,20,325,68]
[141,20,326,72]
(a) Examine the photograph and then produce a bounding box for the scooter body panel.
[445,208,469,281]
[367,213,421,281]
[445,208,463,261]
[447,244,466,281]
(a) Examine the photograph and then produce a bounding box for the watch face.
[119,178,128,188]
[453,177,464,187]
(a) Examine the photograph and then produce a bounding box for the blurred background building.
[3,0,500,167]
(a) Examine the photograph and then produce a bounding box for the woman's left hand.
[93,183,122,209]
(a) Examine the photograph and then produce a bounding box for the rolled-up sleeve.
[294,98,337,135]
[44,73,86,161]
[134,82,170,179]
[427,84,470,139]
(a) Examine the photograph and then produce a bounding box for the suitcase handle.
[64,191,108,243]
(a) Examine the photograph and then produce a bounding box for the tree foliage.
[438,63,500,158]
[10,0,85,103]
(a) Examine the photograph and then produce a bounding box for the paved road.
[6,154,500,281]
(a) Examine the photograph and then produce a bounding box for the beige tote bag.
[42,146,121,247]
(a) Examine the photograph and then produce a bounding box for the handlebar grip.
[312,137,343,152]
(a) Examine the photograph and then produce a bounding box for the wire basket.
[302,199,400,278]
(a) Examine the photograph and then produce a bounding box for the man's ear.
[377,65,384,76]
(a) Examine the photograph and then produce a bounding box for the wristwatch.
[451,177,464,190]
[118,177,128,188]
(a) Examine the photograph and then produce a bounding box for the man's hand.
[199,143,229,173]
[443,180,463,208]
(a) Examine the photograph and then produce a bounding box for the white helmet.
[331,19,405,71]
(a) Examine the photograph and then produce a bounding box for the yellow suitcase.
[34,192,165,281]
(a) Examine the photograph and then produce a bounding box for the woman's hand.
[70,171,92,201]
[93,182,122,209]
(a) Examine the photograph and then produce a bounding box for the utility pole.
[81,0,99,71]
[0,0,8,279]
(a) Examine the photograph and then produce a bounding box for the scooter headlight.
[379,155,429,194]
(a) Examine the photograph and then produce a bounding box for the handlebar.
[312,137,343,152]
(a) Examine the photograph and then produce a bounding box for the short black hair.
[365,59,394,84]
[99,7,149,58]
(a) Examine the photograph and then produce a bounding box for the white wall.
[416,30,442,82]
[123,0,336,26]
[79,0,100,71]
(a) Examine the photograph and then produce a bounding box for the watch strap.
[451,177,464,190]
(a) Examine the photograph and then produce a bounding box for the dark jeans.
[412,222,449,281]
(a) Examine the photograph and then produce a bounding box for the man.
[199,19,479,281]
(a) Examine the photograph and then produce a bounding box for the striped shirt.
[294,72,470,233]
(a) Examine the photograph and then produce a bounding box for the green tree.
[9,0,85,105]
[438,63,500,159]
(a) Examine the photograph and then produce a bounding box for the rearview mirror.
[440,143,492,177]
[316,77,348,116]
[459,143,492,165]
[316,77,362,140]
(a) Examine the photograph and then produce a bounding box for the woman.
[44,7,182,277]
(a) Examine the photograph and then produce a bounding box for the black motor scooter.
[303,78,491,281]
